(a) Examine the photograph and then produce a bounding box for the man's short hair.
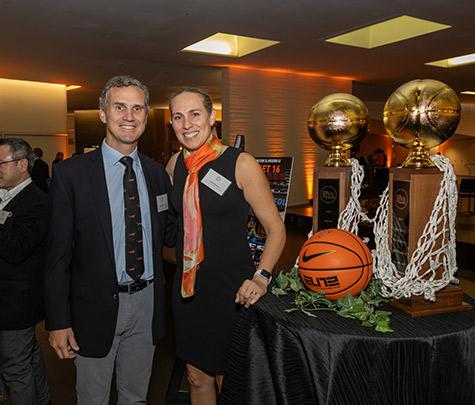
[33,148,43,158]
[0,138,35,173]
[99,75,150,112]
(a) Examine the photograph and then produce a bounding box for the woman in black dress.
[166,87,285,405]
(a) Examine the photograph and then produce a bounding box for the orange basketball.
[298,228,372,300]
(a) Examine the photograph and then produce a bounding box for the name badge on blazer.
[156,194,169,213]
[201,169,231,196]
[0,210,13,225]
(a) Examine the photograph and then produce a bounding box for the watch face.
[259,269,272,280]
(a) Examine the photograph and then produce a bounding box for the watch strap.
[254,269,272,284]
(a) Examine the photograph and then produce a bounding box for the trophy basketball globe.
[307,93,368,231]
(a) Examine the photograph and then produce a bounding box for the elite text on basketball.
[302,275,340,288]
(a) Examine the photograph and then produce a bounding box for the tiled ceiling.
[1,0,474,110]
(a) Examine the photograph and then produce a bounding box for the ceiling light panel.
[426,53,475,68]
[326,15,451,49]
[182,33,279,57]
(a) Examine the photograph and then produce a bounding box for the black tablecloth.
[220,292,475,405]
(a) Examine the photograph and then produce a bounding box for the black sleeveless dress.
[171,147,255,373]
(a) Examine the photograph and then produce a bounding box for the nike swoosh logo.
[301,250,335,262]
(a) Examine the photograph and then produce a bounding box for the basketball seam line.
[299,263,372,271]
[302,241,365,266]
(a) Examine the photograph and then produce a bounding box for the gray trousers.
[75,282,156,405]
[0,326,50,405]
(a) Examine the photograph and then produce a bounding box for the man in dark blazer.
[31,148,50,193]
[0,138,51,405]
[44,76,176,404]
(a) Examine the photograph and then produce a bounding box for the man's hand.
[48,328,79,359]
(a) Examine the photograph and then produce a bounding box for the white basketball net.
[337,155,459,301]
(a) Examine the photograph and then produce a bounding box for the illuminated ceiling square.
[182,32,279,57]
[326,15,450,49]
[426,52,475,68]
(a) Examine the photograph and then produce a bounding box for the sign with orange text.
[247,157,293,265]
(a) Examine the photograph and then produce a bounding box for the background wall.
[0,78,67,135]
[439,135,475,177]
[0,78,69,171]
[222,67,353,205]
[13,134,68,169]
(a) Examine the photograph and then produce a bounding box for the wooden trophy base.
[312,166,352,232]
[390,284,473,317]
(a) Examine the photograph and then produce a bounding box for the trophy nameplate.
[391,180,410,272]
[313,167,351,232]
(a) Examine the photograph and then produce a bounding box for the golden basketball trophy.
[383,79,471,316]
[308,93,368,231]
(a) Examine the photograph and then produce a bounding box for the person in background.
[31,147,50,193]
[373,148,388,168]
[44,76,176,404]
[52,151,64,165]
[0,138,51,405]
[166,87,285,405]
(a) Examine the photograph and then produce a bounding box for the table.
[220,292,475,405]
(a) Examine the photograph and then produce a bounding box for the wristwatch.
[254,269,273,285]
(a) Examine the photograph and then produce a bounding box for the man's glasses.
[0,158,22,166]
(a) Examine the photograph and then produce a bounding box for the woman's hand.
[235,276,269,308]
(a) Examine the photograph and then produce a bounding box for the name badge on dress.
[201,169,231,196]
[0,210,13,225]
[156,194,169,212]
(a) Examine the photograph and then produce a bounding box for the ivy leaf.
[375,320,393,333]
[275,272,289,289]
[272,287,288,296]
[375,310,392,317]
[288,278,301,292]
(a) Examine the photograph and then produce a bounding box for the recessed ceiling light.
[326,15,450,49]
[426,53,475,68]
[182,32,279,57]
[461,91,475,95]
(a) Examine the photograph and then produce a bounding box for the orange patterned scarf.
[182,135,225,297]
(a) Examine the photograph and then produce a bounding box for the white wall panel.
[0,78,67,135]
[222,68,352,205]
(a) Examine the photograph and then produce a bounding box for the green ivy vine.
[272,266,393,333]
